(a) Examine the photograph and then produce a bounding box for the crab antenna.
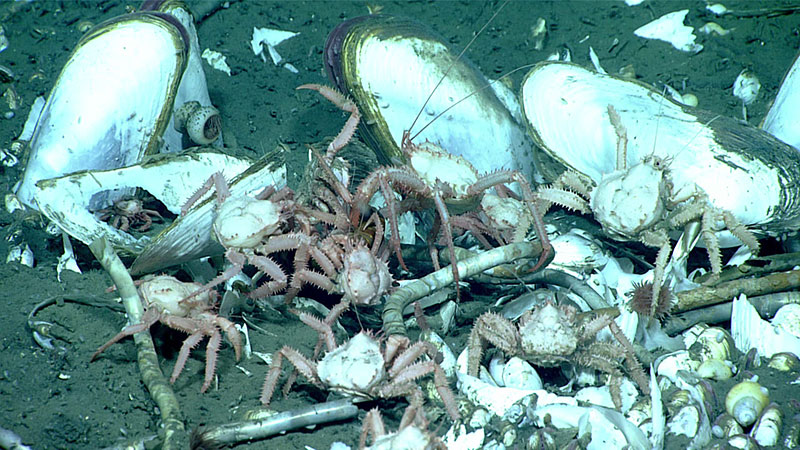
[408,63,535,144]
[405,0,510,142]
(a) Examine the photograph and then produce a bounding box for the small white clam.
[725,380,769,427]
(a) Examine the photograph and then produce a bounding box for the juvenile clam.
[323,15,536,179]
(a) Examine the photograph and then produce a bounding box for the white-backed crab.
[91,275,242,393]
[537,106,760,316]
[467,300,649,408]
[97,197,163,232]
[261,311,460,421]
[298,83,553,300]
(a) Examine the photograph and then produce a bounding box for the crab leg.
[296,84,360,161]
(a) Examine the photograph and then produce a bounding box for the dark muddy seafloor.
[1,1,799,449]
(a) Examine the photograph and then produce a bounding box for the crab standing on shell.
[91,275,242,393]
[537,106,760,317]
[467,300,649,408]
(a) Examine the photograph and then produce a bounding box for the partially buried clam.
[323,15,536,181]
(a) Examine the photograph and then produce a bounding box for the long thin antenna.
[405,0,510,141]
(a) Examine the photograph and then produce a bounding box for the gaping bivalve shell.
[521,61,800,238]
[323,15,536,180]
[15,12,188,210]
[15,1,219,215]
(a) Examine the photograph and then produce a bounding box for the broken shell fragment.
[725,380,768,427]
[130,151,286,275]
[33,151,253,257]
[323,15,535,179]
[174,101,222,145]
[633,9,703,53]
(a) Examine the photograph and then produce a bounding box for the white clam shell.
[34,151,252,257]
[633,9,703,53]
[771,303,800,338]
[731,294,800,359]
[130,152,285,274]
[521,62,800,237]
[762,50,800,149]
[654,350,701,384]
[16,13,189,210]
[455,348,570,418]
[326,15,536,181]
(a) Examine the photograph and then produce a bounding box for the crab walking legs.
[382,241,549,337]
[88,238,185,450]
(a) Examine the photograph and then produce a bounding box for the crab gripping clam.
[522,61,800,237]
[323,14,536,180]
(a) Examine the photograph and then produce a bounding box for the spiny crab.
[91,275,242,393]
[467,300,649,408]
[97,197,162,232]
[261,311,460,421]
[538,105,760,316]
[298,83,553,299]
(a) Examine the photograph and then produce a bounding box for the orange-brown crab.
[298,83,553,299]
[261,311,460,421]
[467,300,649,407]
[97,197,162,232]
[91,275,242,393]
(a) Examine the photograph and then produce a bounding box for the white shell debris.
[633,10,703,53]
[731,294,800,358]
[201,48,231,76]
[733,69,760,105]
[251,27,299,73]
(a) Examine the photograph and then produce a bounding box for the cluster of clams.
[6,1,800,449]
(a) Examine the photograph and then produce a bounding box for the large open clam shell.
[762,50,800,149]
[15,12,189,210]
[324,15,535,179]
[34,151,253,258]
[521,61,800,234]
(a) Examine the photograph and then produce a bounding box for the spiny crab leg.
[296,84,360,162]
[466,169,554,273]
